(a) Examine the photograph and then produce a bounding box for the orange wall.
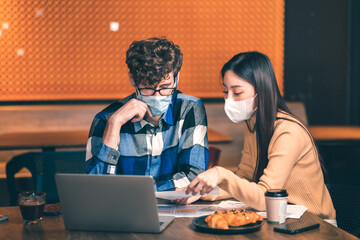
[0,0,284,101]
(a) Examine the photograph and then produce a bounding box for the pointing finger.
[186,179,199,195]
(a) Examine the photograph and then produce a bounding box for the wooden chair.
[6,150,86,206]
[208,145,221,168]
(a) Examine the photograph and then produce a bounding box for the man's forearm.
[102,118,121,149]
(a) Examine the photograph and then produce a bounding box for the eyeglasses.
[136,87,176,96]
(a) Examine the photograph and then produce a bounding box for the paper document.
[158,204,223,218]
[217,200,307,219]
[156,187,220,200]
[218,200,248,209]
[157,200,307,219]
[257,204,308,219]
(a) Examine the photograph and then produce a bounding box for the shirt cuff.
[156,179,175,191]
[173,176,190,189]
[97,141,120,165]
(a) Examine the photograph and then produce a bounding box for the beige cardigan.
[203,112,336,220]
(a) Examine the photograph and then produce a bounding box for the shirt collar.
[163,94,175,125]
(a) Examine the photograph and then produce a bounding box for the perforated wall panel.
[0,0,284,101]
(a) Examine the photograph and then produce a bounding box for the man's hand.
[185,167,219,196]
[111,98,153,124]
[173,195,201,205]
[103,99,152,149]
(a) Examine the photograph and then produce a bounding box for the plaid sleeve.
[156,179,176,191]
[172,99,209,189]
[85,114,120,175]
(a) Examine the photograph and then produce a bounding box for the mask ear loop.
[174,72,180,88]
[252,94,258,112]
[134,82,142,98]
[246,94,258,133]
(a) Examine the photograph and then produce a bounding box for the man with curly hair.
[86,37,208,191]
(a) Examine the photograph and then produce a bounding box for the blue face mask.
[136,74,179,116]
[138,94,173,116]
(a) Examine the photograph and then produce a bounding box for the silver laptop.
[55,173,174,233]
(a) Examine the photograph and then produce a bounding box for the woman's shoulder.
[274,111,310,138]
[276,111,306,124]
[269,112,314,153]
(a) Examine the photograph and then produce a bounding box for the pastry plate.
[192,215,264,234]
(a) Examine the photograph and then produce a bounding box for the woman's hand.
[171,168,219,205]
[170,187,201,205]
[185,167,219,196]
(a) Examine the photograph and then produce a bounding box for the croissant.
[223,209,263,227]
[248,210,263,223]
[205,209,263,229]
[205,213,229,229]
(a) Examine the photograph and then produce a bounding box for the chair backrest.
[326,184,360,237]
[208,145,221,168]
[6,150,86,206]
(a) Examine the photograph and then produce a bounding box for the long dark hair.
[221,51,293,183]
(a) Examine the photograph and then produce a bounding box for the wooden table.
[0,130,88,151]
[0,206,357,240]
[0,128,232,151]
[308,126,360,145]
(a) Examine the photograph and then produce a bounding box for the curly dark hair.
[125,37,183,87]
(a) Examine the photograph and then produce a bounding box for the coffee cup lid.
[265,189,288,197]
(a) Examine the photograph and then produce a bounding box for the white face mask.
[224,95,257,123]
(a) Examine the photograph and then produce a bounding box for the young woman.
[184,51,336,221]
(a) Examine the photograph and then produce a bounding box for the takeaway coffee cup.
[265,189,288,224]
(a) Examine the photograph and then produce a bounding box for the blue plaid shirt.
[86,91,208,191]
